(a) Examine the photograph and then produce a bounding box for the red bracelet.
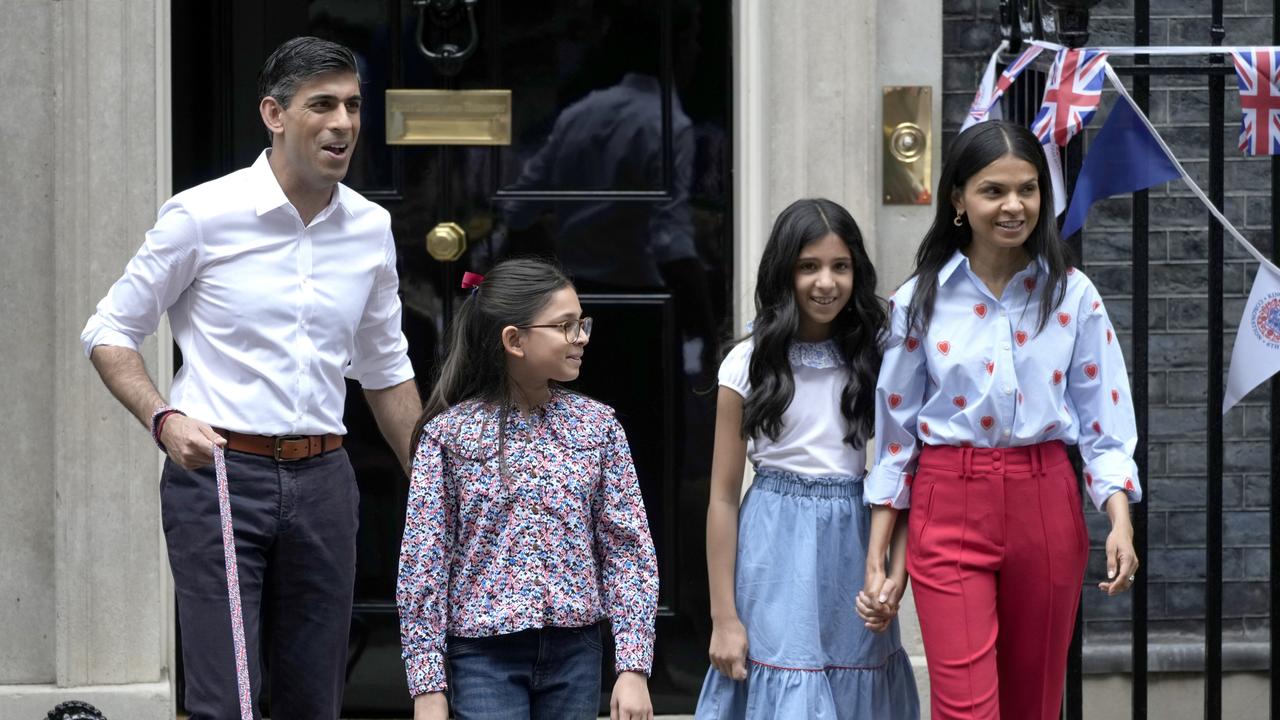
[150,405,185,452]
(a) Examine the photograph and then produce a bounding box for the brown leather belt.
[214,429,343,462]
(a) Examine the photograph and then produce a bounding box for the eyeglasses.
[516,317,593,343]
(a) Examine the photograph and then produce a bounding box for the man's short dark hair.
[257,36,359,108]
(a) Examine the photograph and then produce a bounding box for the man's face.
[269,71,362,191]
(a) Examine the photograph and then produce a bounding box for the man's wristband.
[150,405,185,452]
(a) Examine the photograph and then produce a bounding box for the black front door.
[173,1,731,715]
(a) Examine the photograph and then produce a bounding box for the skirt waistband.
[918,440,1070,474]
[752,467,864,498]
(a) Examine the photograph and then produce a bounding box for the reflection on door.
[173,1,731,714]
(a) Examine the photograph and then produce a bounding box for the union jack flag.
[994,46,1045,98]
[1031,48,1110,147]
[964,46,1044,129]
[1231,49,1280,155]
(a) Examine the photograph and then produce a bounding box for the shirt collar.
[937,249,1045,288]
[252,149,354,220]
[937,250,968,287]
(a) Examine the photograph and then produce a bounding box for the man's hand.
[413,691,448,720]
[160,413,225,470]
[610,671,654,720]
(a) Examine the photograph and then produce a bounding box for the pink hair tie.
[460,271,486,290]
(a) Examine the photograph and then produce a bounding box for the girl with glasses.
[697,199,920,719]
[397,258,658,720]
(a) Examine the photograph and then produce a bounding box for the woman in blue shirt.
[858,121,1141,720]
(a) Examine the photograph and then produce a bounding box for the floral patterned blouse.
[396,389,659,696]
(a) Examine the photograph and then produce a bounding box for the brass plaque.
[386,90,512,146]
[882,86,933,205]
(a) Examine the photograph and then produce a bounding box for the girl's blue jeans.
[446,623,603,720]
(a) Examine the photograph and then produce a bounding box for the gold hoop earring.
[953,214,965,227]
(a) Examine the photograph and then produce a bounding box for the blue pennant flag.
[1060,94,1182,239]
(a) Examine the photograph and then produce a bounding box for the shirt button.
[1002,428,1011,437]
[1002,343,1011,351]
[1003,385,1013,395]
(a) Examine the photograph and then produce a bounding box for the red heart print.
[1043,423,1057,434]
[1058,312,1071,327]
[888,393,903,409]
[888,442,902,456]
[919,421,930,437]
[937,340,951,355]
[1015,330,1028,346]
[1052,369,1064,385]
[1024,277,1037,293]
[1092,421,1102,434]
[953,395,967,409]
[1084,363,1099,379]
[1106,328,1113,344]
[882,500,894,507]
[974,303,988,319]
[1085,472,1094,487]
[1124,477,1135,492]
[905,336,920,352]
[980,415,995,430]
[1092,300,1101,312]
[1017,391,1024,404]
[986,360,995,375]
[1111,389,1120,405]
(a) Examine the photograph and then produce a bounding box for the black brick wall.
[942,0,1272,654]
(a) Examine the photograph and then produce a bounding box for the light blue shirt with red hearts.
[866,250,1142,512]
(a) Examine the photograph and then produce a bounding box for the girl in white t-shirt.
[696,199,919,719]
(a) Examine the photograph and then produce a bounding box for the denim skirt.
[695,467,920,720]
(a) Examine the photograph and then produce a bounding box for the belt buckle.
[273,435,307,462]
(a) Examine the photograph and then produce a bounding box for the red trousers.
[907,441,1088,720]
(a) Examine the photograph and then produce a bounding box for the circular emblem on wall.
[1251,292,1280,349]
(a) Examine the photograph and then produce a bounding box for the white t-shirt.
[719,339,866,477]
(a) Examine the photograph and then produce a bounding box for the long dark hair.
[906,120,1071,336]
[743,198,885,448]
[410,258,574,455]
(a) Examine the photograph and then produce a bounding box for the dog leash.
[213,444,254,720]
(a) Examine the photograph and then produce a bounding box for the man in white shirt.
[81,36,421,719]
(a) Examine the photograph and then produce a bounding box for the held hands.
[610,671,654,720]
[707,616,750,681]
[1099,522,1140,596]
[160,413,226,470]
[412,692,448,720]
[856,565,906,633]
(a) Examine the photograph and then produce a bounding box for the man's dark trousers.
[161,448,358,720]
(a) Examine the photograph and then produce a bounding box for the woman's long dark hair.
[906,120,1071,336]
[410,258,574,455]
[743,198,885,448]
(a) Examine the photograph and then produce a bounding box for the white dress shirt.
[866,251,1142,511]
[81,151,414,436]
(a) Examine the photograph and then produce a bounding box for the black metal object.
[1206,3,1226,717]
[413,0,479,75]
[1272,5,1280,714]
[1130,3,1150,718]
[46,702,106,720]
[1043,0,1104,48]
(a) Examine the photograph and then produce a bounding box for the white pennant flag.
[962,42,1006,131]
[1225,262,1280,413]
